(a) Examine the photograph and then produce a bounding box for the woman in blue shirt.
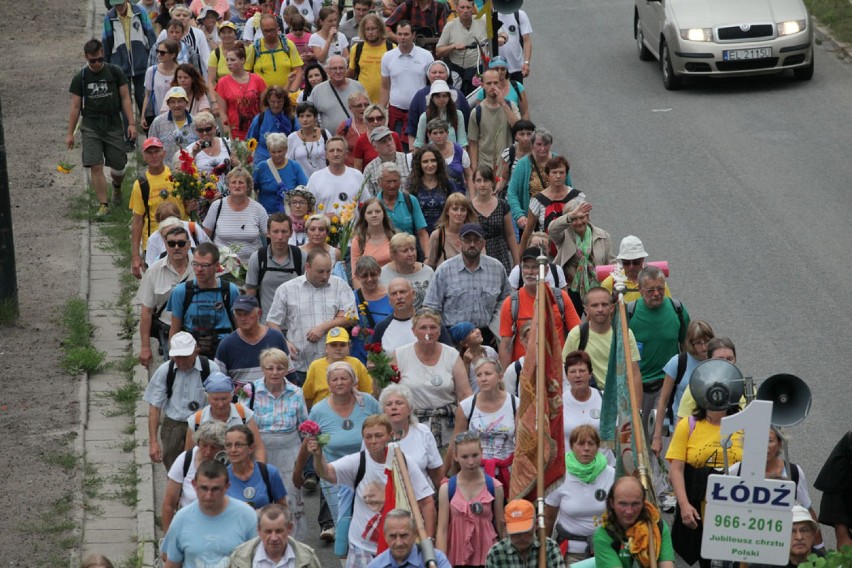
[252,132,309,213]
[246,85,300,163]
[225,424,288,510]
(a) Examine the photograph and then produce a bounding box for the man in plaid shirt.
[384,0,450,43]
[486,499,565,568]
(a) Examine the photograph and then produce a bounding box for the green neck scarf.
[565,451,607,484]
[571,226,596,294]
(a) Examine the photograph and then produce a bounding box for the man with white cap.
[143,332,219,469]
[600,235,671,303]
[148,86,199,168]
[485,499,565,567]
[747,505,824,567]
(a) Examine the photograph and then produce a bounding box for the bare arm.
[418,494,437,537]
[518,90,529,121]
[307,437,337,484]
[288,66,303,93]
[468,139,479,171]
[169,315,181,341]
[148,405,163,463]
[292,440,309,489]
[131,214,145,279]
[119,83,138,139]
[161,478,183,534]
[184,424,195,452]
[503,210,520,265]
[521,34,532,77]
[66,94,82,149]
[452,356,472,402]
[218,95,230,137]
[544,503,559,538]
[427,466,443,491]
[669,459,701,527]
[140,87,152,129]
[651,374,675,456]
[517,210,537,251]
[498,336,514,373]
[493,484,506,538]
[164,560,181,568]
[435,483,450,552]
[444,404,469,475]
[139,305,154,368]
[379,76,390,109]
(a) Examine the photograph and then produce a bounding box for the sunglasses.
[454,430,481,443]
[621,259,643,266]
[157,50,170,55]
[366,115,384,123]
[87,56,105,64]
[191,261,215,269]
[197,126,214,133]
[166,240,188,248]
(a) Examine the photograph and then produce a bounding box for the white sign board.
[702,475,795,564]
[701,401,794,565]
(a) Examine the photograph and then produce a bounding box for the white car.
[634,0,814,89]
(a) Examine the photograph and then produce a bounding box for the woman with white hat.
[413,80,468,149]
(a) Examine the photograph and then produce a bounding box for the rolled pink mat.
[595,260,669,282]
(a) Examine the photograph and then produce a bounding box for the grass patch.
[0,296,18,326]
[20,494,77,536]
[110,463,140,507]
[83,462,104,501]
[59,298,106,375]
[806,0,852,46]
[103,381,143,417]
[121,437,137,453]
[43,451,80,471]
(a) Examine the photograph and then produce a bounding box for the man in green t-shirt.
[593,477,675,568]
[67,39,137,216]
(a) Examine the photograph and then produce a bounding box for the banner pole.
[536,254,547,568]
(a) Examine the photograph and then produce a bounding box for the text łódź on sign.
[701,400,794,565]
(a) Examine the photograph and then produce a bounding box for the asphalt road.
[524,0,852,557]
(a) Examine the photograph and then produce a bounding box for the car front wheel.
[661,41,683,90]
[793,57,814,81]
[636,17,652,61]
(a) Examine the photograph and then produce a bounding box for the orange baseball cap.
[504,499,534,534]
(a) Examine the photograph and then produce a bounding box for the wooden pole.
[536,255,547,568]
[392,445,438,568]
[617,293,658,568]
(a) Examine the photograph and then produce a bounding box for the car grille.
[717,24,775,40]
[716,57,779,71]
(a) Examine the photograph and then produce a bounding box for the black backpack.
[626,298,687,344]
[165,355,211,400]
[256,245,304,290]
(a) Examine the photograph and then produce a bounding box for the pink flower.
[298,420,321,436]
[242,384,253,396]
[352,325,361,336]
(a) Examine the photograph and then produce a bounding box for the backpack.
[352,40,394,80]
[447,474,501,533]
[515,261,562,290]
[508,285,568,338]
[180,279,238,333]
[466,392,517,425]
[256,245,304,291]
[165,355,211,400]
[626,298,687,344]
[253,35,291,72]
[193,402,249,430]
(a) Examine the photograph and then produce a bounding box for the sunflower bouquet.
[227,138,257,173]
[170,149,219,221]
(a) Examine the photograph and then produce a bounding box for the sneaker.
[303,474,319,492]
[320,526,335,542]
[111,186,122,205]
[96,204,110,217]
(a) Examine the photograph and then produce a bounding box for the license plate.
[723,47,772,60]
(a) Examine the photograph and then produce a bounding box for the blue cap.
[204,372,234,393]
[232,295,260,312]
[489,56,509,69]
[449,322,476,345]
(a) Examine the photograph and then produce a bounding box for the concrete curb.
[813,18,852,62]
[133,353,158,568]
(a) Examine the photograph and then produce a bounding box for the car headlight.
[680,28,713,41]
[777,20,806,35]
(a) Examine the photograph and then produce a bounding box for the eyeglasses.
[191,261,215,269]
[366,115,384,123]
[690,338,709,347]
[197,126,214,133]
[327,66,347,72]
[454,431,481,443]
[263,365,288,372]
[166,240,188,248]
[642,287,665,294]
[87,56,105,64]
[621,259,643,266]
[224,442,249,449]
[157,50,170,55]
[351,103,369,109]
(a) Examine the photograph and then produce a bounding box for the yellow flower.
[210,175,218,182]
[318,203,325,211]
[332,216,340,224]
[57,165,71,174]
[247,138,258,152]
[303,214,310,220]
[330,226,338,234]
[333,202,340,209]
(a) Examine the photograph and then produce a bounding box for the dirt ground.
[0,1,95,565]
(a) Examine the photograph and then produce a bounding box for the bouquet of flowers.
[351,302,374,340]
[365,342,400,389]
[218,243,246,286]
[57,150,75,174]
[298,420,330,446]
[171,149,219,221]
[227,138,257,173]
[237,383,253,402]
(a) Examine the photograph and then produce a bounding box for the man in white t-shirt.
[371,278,453,354]
[310,415,435,567]
[497,10,533,83]
[306,136,367,213]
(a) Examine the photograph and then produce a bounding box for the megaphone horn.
[756,373,812,427]
[492,0,524,15]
